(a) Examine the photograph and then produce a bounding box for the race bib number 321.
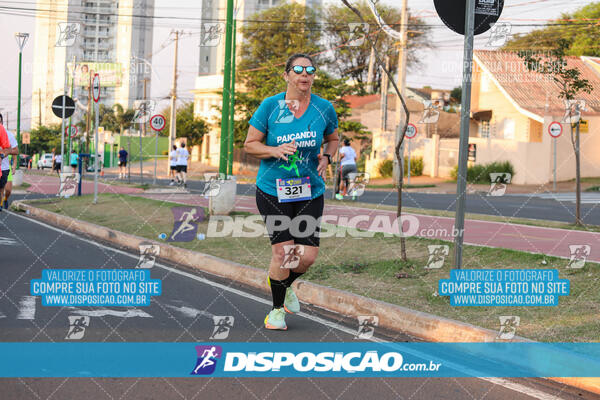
[276,177,311,203]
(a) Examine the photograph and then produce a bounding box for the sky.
[0,0,594,131]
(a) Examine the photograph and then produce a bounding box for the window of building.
[503,118,515,140]
[479,120,490,138]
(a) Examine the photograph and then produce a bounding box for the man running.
[176,142,189,188]
[244,53,339,330]
[0,114,19,211]
[168,145,179,185]
[118,147,128,179]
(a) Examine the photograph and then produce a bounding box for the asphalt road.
[0,209,596,399]
[93,173,600,225]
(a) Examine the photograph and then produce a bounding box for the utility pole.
[168,30,180,174]
[366,46,376,93]
[38,89,42,127]
[86,71,92,154]
[227,18,237,177]
[393,0,408,183]
[140,78,147,185]
[380,56,389,132]
[453,0,476,269]
[68,56,76,155]
[219,0,234,177]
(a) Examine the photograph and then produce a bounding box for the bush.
[377,159,394,177]
[404,156,423,176]
[451,161,515,184]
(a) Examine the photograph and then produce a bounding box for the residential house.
[463,50,600,185]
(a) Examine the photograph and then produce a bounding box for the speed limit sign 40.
[150,114,166,131]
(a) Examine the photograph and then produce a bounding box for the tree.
[162,102,209,147]
[322,1,431,91]
[98,103,135,134]
[226,2,369,149]
[503,3,600,57]
[450,86,461,103]
[29,124,61,155]
[519,39,593,225]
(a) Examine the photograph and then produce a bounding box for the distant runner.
[176,142,189,188]
[169,145,179,185]
[335,138,357,200]
[244,53,339,330]
[70,150,78,172]
[118,147,128,179]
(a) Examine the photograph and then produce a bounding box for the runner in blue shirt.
[118,147,128,179]
[244,53,339,330]
[70,150,79,172]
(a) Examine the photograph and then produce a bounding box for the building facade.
[31,0,154,129]
[192,0,320,167]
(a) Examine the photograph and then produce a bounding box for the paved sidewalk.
[138,192,600,264]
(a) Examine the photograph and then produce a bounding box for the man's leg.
[4,181,12,209]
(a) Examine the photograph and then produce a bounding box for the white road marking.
[9,210,573,399]
[166,304,214,319]
[16,296,36,320]
[0,311,5,319]
[68,308,152,318]
[0,236,19,246]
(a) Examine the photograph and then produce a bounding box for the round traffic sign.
[150,114,166,131]
[92,73,100,102]
[548,121,562,138]
[434,0,504,36]
[405,123,417,139]
[66,125,78,138]
[51,95,76,118]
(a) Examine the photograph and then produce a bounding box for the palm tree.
[112,104,135,135]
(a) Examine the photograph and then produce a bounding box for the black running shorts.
[255,187,324,247]
[176,165,187,173]
[0,169,8,189]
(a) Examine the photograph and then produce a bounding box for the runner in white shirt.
[168,145,179,185]
[336,139,357,199]
[54,154,63,174]
[0,120,19,211]
[176,142,189,188]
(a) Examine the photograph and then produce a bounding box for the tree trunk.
[397,139,407,261]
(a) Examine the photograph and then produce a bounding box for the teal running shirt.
[249,92,338,199]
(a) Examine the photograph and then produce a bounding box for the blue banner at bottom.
[1,342,599,378]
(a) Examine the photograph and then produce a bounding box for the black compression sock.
[282,271,304,288]
[269,277,287,309]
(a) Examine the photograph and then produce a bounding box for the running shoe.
[284,286,300,314]
[169,181,175,186]
[264,308,287,330]
[3,199,8,209]
[335,193,344,200]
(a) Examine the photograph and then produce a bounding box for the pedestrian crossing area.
[523,192,600,204]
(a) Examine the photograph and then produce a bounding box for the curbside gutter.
[12,201,600,395]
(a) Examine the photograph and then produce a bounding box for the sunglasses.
[290,65,316,75]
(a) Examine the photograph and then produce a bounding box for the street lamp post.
[14,32,29,171]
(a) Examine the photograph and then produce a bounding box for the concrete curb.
[12,201,600,395]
